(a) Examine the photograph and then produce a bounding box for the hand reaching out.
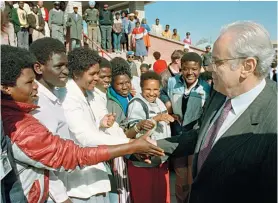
[131,131,164,157]
[171,114,181,124]
[153,113,174,124]
[100,113,116,128]
[137,120,155,131]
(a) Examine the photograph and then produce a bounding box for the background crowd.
[1,1,193,62]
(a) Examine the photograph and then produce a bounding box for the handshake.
[100,113,166,163]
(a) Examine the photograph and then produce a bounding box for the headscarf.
[88,1,95,7]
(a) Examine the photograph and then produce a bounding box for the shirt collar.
[230,79,266,115]
[179,75,200,89]
[94,87,107,99]
[37,81,59,103]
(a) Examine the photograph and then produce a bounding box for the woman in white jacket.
[57,48,132,203]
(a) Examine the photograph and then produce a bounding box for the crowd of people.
[1,1,194,63]
[0,2,277,203]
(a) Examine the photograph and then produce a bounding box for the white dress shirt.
[91,88,128,140]
[32,82,71,202]
[212,79,266,146]
[151,24,163,36]
[93,88,108,122]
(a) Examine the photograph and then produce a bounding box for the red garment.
[40,7,49,22]
[132,27,145,35]
[1,99,110,202]
[128,160,171,203]
[153,59,168,74]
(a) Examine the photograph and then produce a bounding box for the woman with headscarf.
[132,21,147,62]
[141,18,151,53]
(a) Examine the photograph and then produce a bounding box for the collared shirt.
[32,81,71,203]
[32,82,72,140]
[162,30,172,39]
[151,24,163,36]
[92,88,108,123]
[184,79,199,95]
[212,79,266,146]
[91,88,127,139]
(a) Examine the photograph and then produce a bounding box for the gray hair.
[220,21,275,78]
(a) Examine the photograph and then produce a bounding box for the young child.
[126,71,174,203]
[140,63,150,75]
[126,51,138,77]
[131,63,150,95]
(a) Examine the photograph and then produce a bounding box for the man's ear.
[241,57,257,79]
[33,62,44,75]
[1,85,12,96]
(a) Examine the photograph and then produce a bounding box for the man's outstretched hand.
[130,131,164,157]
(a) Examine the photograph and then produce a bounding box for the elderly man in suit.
[66,5,82,50]
[156,21,277,203]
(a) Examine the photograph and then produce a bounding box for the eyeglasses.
[127,56,134,59]
[209,57,248,70]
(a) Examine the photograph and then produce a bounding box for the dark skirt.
[121,33,128,44]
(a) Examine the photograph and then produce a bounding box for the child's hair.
[110,57,132,83]
[140,71,161,88]
[181,52,202,67]
[140,63,150,70]
[153,51,161,60]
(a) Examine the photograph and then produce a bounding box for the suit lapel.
[195,81,271,179]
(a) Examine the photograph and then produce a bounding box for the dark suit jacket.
[157,79,277,203]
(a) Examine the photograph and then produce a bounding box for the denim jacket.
[160,75,211,127]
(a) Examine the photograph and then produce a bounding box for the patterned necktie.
[197,99,232,173]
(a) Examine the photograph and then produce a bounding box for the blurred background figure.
[183,32,192,45]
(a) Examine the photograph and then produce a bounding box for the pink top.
[183,38,192,45]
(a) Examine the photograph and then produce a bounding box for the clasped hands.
[100,113,116,128]
[134,113,174,163]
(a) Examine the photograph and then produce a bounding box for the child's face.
[180,61,201,87]
[141,79,160,103]
[127,55,134,62]
[140,67,148,75]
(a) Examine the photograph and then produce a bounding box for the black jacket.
[99,9,113,26]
